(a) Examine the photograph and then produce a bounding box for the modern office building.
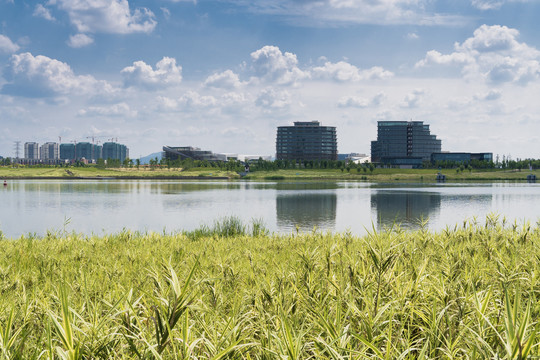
[276,121,338,161]
[24,142,40,160]
[163,146,227,162]
[431,152,493,163]
[371,121,441,167]
[102,142,129,162]
[40,142,59,160]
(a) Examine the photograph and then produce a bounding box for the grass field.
[244,168,539,182]
[0,166,239,179]
[1,165,539,182]
[0,216,539,358]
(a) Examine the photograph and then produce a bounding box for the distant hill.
[138,152,163,165]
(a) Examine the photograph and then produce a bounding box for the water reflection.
[371,190,441,230]
[1,180,539,238]
[276,192,337,231]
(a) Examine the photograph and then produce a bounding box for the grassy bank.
[244,168,540,182]
[0,166,239,179]
[0,217,539,358]
[2,165,538,181]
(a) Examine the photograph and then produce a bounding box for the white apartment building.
[24,142,40,160]
[40,142,59,160]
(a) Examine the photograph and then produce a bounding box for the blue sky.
[1,0,540,159]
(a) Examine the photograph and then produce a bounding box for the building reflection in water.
[371,190,441,230]
[276,192,337,232]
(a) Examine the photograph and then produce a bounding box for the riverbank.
[1,165,539,181]
[0,218,537,358]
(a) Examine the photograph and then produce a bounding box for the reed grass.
[0,215,539,358]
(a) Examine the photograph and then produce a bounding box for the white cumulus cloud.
[255,88,292,109]
[338,96,369,108]
[416,24,540,84]
[33,4,55,21]
[312,61,393,82]
[4,52,115,97]
[250,45,309,85]
[53,0,156,34]
[204,70,242,89]
[0,34,19,53]
[67,33,94,48]
[121,57,182,89]
[178,91,217,108]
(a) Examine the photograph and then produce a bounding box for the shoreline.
[1,175,536,182]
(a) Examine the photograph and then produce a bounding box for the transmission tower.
[13,141,21,160]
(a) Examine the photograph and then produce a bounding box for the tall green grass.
[0,216,539,358]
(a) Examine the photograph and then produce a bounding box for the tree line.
[1,155,539,171]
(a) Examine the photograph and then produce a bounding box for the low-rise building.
[163,146,227,162]
[431,152,493,163]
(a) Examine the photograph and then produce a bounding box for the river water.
[1,180,539,238]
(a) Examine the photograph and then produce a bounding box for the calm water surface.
[1,180,539,238]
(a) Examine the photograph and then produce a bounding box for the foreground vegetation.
[0,216,539,358]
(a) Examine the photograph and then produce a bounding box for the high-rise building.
[371,121,441,167]
[102,142,129,162]
[60,143,76,161]
[276,121,338,161]
[40,142,59,160]
[24,142,40,159]
[75,142,102,161]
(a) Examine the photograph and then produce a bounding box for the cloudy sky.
[1,0,540,159]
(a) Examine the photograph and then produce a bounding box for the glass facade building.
[276,121,338,161]
[60,144,75,161]
[431,152,493,163]
[60,143,102,162]
[76,142,102,161]
[102,142,129,162]
[371,121,441,166]
[163,146,227,162]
